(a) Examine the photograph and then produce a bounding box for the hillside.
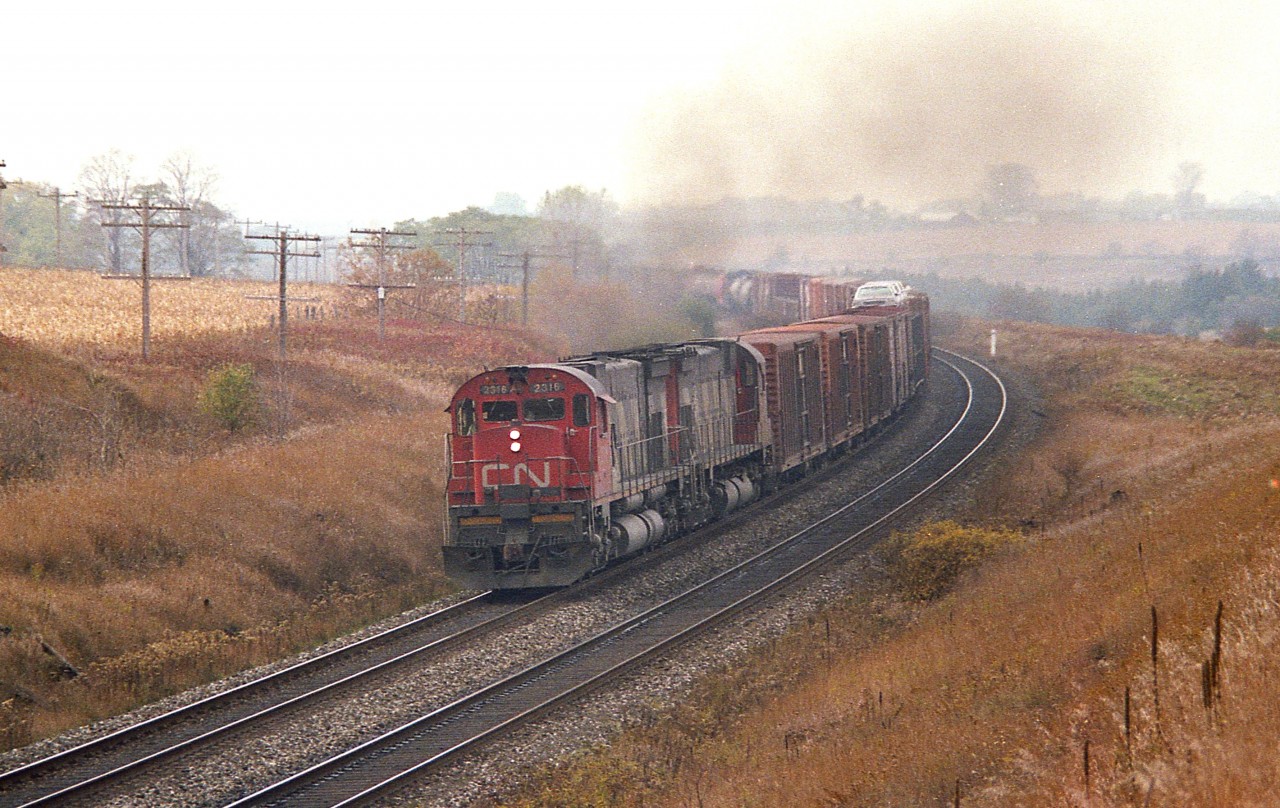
[507,317,1280,806]
[0,276,559,749]
[0,263,720,750]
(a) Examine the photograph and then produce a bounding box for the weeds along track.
[0,593,531,806]
[0,349,1003,808]
[226,350,1006,808]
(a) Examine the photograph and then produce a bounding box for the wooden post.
[246,226,321,363]
[349,228,415,339]
[38,187,79,268]
[434,226,492,323]
[99,197,191,360]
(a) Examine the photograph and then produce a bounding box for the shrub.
[198,363,259,432]
[877,520,1023,600]
[1225,319,1265,348]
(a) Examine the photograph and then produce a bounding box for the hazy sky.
[6,0,1280,234]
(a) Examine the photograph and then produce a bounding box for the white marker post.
[990,328,998,358]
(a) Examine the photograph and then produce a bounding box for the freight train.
[442,276,930,590]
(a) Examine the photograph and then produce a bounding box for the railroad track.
[0,422,924,807]
[227,350,1006,808]
[0,348,1004,807]
[0,592,551,807]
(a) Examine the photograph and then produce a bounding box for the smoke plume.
[629,3,1176,207]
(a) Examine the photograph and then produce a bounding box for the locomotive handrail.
[610,412,746,498]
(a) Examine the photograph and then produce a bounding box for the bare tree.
[539,186,617,280]
[78,150,135,272]
[161,152,219,275]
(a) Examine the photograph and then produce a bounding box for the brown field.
[505,319,1280,807]
[0,268,346,352]
[4,261,1278,803]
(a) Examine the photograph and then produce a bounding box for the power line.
[434,226,492,323]
[348,227,416,340]
[38,187,80,268]
[496,249,566,326]
[245,226,321,363]
[99,196,192,360]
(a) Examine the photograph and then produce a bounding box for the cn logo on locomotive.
[479,461,553,489]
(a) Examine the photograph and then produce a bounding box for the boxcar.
[737,328,827,476]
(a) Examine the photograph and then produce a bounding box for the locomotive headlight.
[509,429,521,441]
[510,441,522,453]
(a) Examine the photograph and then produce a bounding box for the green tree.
[198,364,259,432]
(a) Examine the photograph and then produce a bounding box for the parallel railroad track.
[228,350,1006,807]
[0,348,1004,808]
[0,421,926,807]
[0,592,532,806]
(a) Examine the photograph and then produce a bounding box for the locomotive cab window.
[572,393,591,426]
[523,397,565,422]
[481,400,518,422]
[455,398,476,436]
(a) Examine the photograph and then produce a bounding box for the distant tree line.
[0,150,250,277]
[1,152,622,288]
[393,185,620,285]
[902,259,1280,343]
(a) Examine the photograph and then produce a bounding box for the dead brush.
[503,321,1280,808]
[0,411,454,749]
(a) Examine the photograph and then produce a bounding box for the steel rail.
[227,350,1005,807]
[0,591,518,806]
[4,426,884,808]
[0,404,889,807]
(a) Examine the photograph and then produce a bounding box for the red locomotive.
[443,278,930,590]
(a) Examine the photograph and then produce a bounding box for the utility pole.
[245,226,320,363]
[100,197,191,360]
[348,228,416,340]
[38,187,80,268]
[549,220,591,280]
[0,160,6,261]
[244,225,319,437]
[434,226,492,323]
[0,162,22,267]
[496,248,565,326]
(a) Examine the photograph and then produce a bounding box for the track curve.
[227,349,1006,808]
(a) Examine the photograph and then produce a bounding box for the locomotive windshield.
[455,398,476,436]
[523,397,565,422]
[482,400,518,422]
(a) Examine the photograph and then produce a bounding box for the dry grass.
[0,273,558,750]
[0,267,345,352]
[0,265,777,754]
[0,412,452,744]
[504,320,1280,807]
